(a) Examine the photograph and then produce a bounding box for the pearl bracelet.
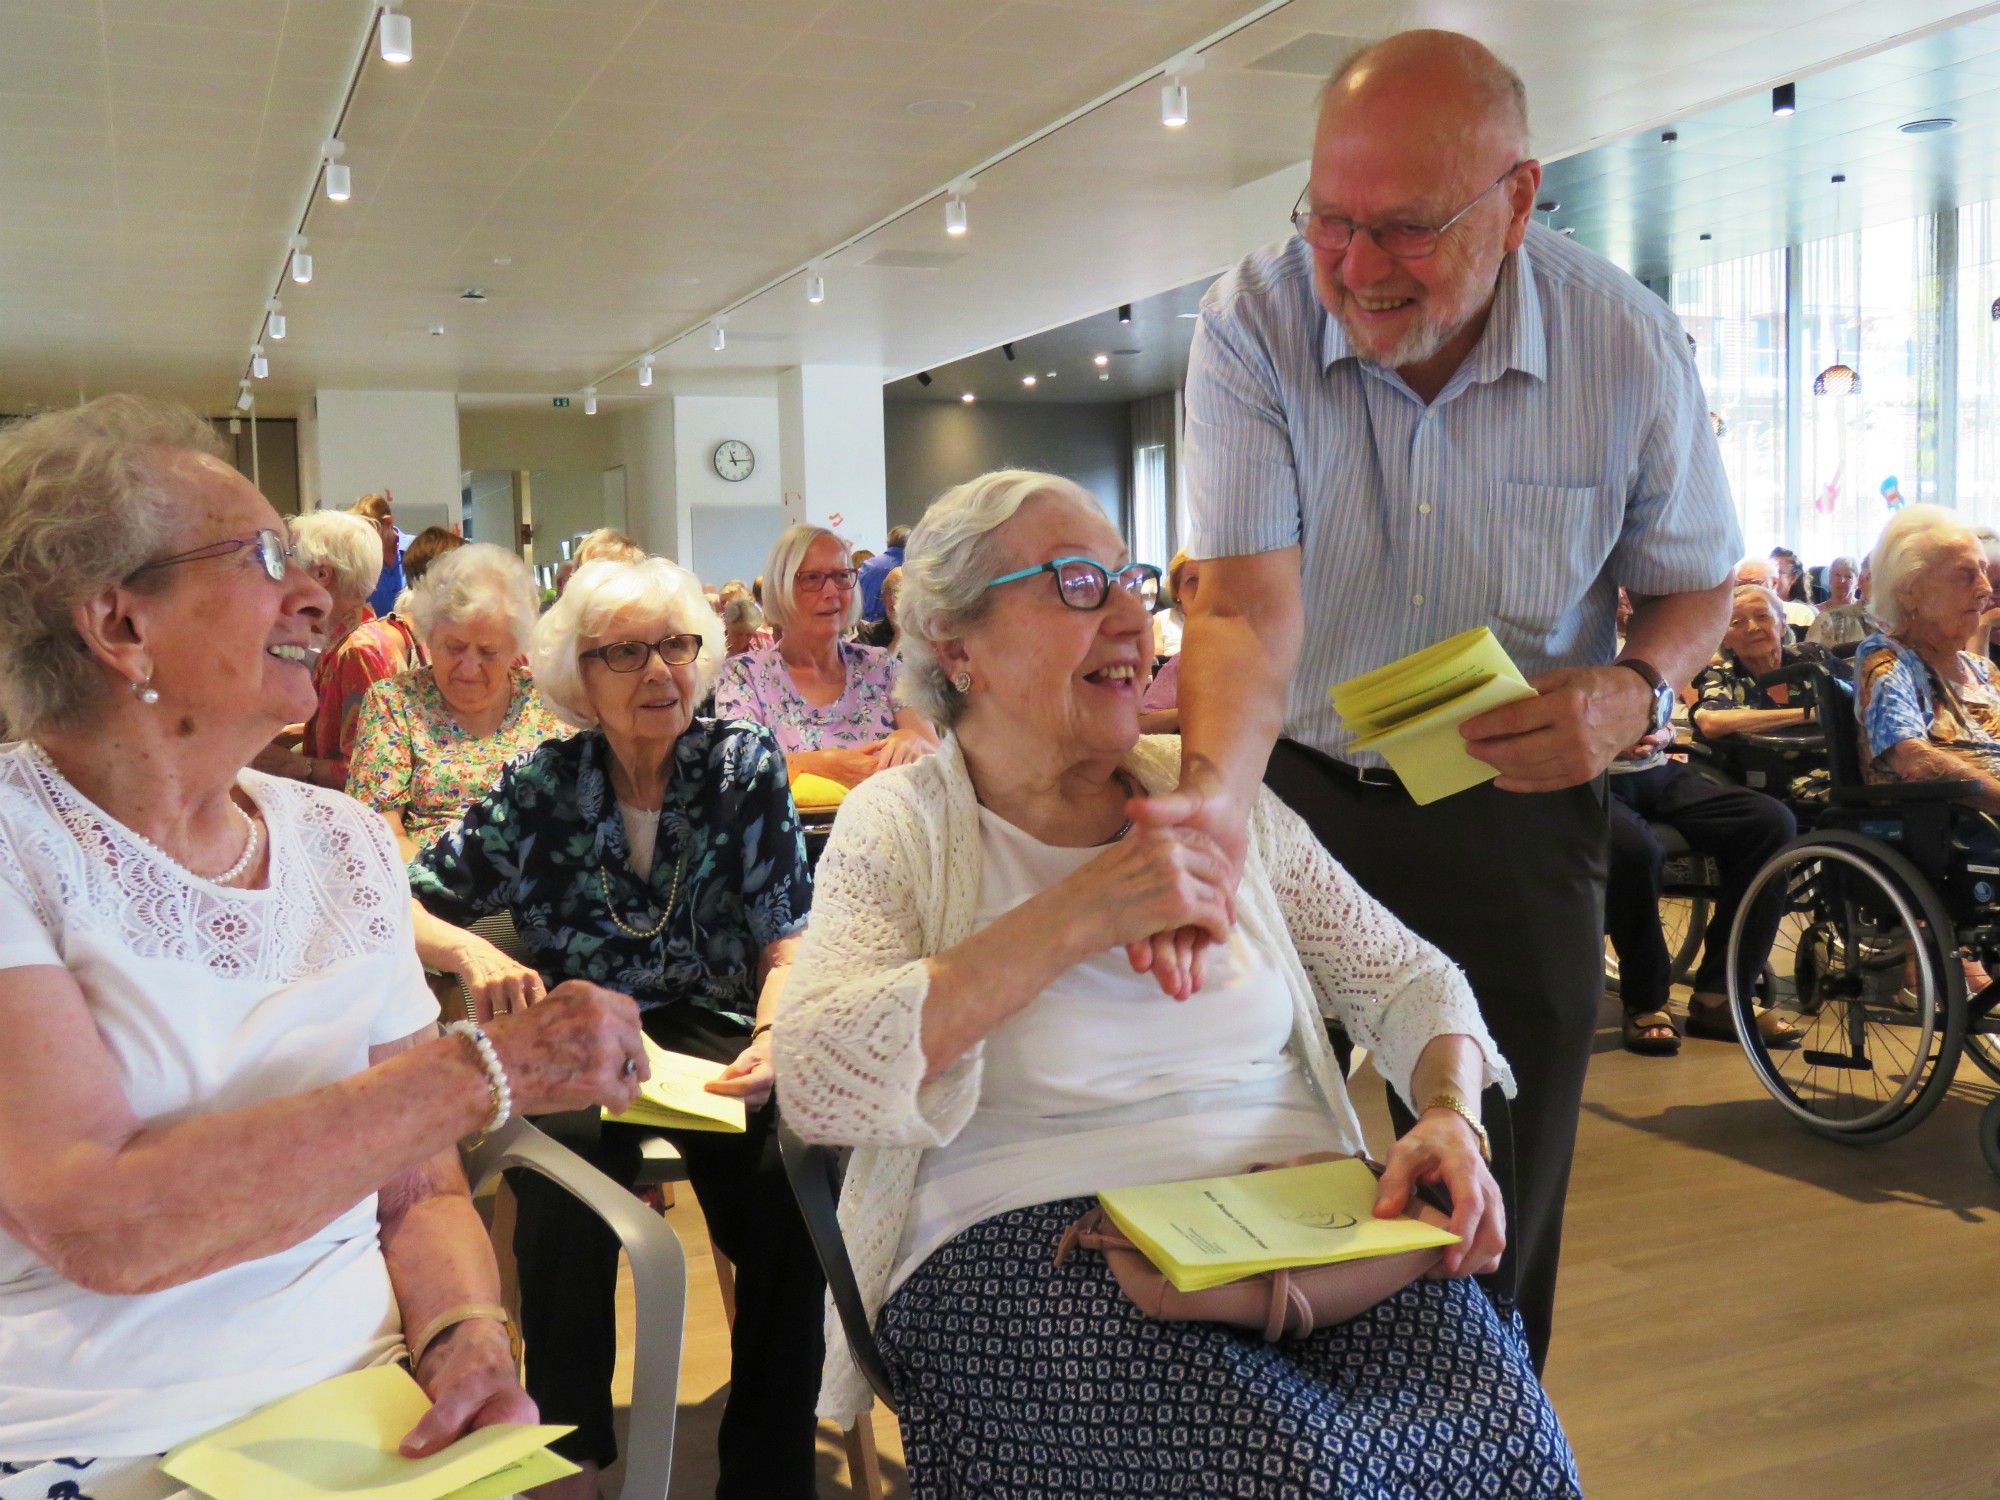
[447,1020,512,1140]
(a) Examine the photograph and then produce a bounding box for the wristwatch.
[1617,656,1675,736]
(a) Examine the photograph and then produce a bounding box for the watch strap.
[1615,656,1664,691]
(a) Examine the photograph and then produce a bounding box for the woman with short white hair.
[256,508,382,786]
[407,556,825,1500]
[1856,504,2000,806]
[778,469,1579,1498]
[346,543,565,859]
[714,523,936,788]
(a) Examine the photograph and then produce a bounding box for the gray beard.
[1344,303,1458,370]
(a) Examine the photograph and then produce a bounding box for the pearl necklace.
[598,844,689,940]
[26,743,263,886]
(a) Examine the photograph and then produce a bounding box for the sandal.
[1685,996,1805,1049]
[1621,1009,1681,1056]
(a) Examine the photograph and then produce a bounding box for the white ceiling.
[2,0,1998,417]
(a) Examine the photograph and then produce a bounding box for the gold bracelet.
[408,1301,520,1368]
[1419,1092,1491,1162]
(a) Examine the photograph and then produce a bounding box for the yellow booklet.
[1096,1158,1459,1294]
[603,1033,747,1133]
[790,770,848,812]
[158,1364,577,1500]
[1330,626,1537,806]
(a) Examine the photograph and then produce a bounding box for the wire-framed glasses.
[1289,162,1524,260]
[985,556,1163,612]
[581,633,704,672]
[124,528,294,584]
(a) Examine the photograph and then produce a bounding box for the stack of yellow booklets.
[1330,626,1537,806]
[1096,1158,1459,1294]
[603,1032,747,1133]
[159,1365,576,1500]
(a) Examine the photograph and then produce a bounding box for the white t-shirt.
[894,807,1343,1292]
[0,745,439,1459]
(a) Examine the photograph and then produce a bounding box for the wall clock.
[713,440,755,482]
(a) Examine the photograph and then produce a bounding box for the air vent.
[1246,32,1365,76]
[459,286,487,300]
[860,248,967,270]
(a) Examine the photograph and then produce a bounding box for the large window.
[1672,252,1785,550]
[1959,199,2000,529]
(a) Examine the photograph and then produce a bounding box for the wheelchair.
[1717,659,2000,1152]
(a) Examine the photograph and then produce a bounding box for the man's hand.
[1459,665,1652,792]
[1121,756,1250,999]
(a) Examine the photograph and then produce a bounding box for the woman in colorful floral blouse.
[406,555,824,1500]
[347,543,565,859]
[714,523,936,787]
[251,509,381,787]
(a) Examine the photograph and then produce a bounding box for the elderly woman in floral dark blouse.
[408,556,823,1500]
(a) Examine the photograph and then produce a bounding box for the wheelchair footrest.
[1802,1048,1873,1070]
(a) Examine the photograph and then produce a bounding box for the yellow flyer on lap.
[603,1033,748,1133]
[1097,1158,1459,1294]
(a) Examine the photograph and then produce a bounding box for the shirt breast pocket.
[1493,482,1620,653]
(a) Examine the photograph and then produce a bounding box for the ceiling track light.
[583,386,598,415]
[945,177,975,236]
[1160,49,1201,129]
[379,3,412,64]
[266,298,285,339]
[806,269,825,304]
[290,234,312,284]
[251,344,268,378]
[322,139,349,201]
[1117,303,1132,323]
[237,380,254,411]
[1772,81,1796,117]
[638,355,654,388]
[229,416,242,435]
[711,322,727,352]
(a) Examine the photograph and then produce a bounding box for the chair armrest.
[462,1119,687,1500]
[1736,729,1825,752]
[1828,780,1982,806]
[775,1117,899,1414]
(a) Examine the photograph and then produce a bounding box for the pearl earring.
[951,671,973,693]
[131,676,160,705]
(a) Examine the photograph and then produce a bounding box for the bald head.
[1322,31,1529,163]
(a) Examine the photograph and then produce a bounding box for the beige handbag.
[1053,1152,1454,1342]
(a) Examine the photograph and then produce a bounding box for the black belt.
[1275,738,1407,794]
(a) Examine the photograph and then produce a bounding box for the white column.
[307,390,462,534]
[778,365,887,548]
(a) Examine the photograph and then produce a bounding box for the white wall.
[674,394,783,581]
[617,399,676,557]
[313,389,461,534]
[777,365,888,549]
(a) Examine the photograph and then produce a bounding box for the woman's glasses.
[582,633,704,672]
[124,528,294,584]
[985,557,1163,612]
[795,568,858,594]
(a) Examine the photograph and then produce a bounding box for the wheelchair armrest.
[1827,780,1983,806]
[775,1117,899,1414]
[1735,728,1825,752]
[461,1119,687,1500]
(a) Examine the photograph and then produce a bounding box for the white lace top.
[774,735,1515,1423]
[0,745,439,1459]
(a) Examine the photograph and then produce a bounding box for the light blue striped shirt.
[1184,222,1741,763]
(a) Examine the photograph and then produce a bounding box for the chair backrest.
[774,1118,899,1413]
[462,1119,689,1500]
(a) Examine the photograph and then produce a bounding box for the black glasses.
[986,556,1163,612]
[795,568,858,594]
[581,633,704,672]
[1290,163,1524,260]
[125,528,293,584]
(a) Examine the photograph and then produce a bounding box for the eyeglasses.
[125,528,294,584]
[794,568,858,594]
[985,556,1163,612]
[1290,163,1524,261]
[581,633,704,672]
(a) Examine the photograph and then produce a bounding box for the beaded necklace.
[598,844,689,940]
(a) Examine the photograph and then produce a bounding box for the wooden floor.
[602,985,2000,1499]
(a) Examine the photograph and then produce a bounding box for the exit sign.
[552,396,570,408]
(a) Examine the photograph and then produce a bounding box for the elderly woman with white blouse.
[776,470,1580,1500]
[0,398,647,1500]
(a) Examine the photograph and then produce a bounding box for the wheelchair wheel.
[1728,833,1966,1144]
[1982,1096,2000,1179]
[1964,1031,2000,1084]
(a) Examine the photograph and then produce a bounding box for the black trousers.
[510,1003,825,1500]
[1606,764,1797,1015]
[1263,740,1608,1372]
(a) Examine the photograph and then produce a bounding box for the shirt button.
[1412,593,1425,606]
[1418,502,1432,515]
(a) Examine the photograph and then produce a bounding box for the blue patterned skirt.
[877,1196,1582,1499]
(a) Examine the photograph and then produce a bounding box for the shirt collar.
[1318,237,1548,388]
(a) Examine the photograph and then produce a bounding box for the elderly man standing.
[1140,31,1739,1369]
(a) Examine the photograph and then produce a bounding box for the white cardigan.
[775,735,1515,1424]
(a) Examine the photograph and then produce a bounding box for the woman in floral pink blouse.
[347,543,566,856]
[713,525,936,787]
